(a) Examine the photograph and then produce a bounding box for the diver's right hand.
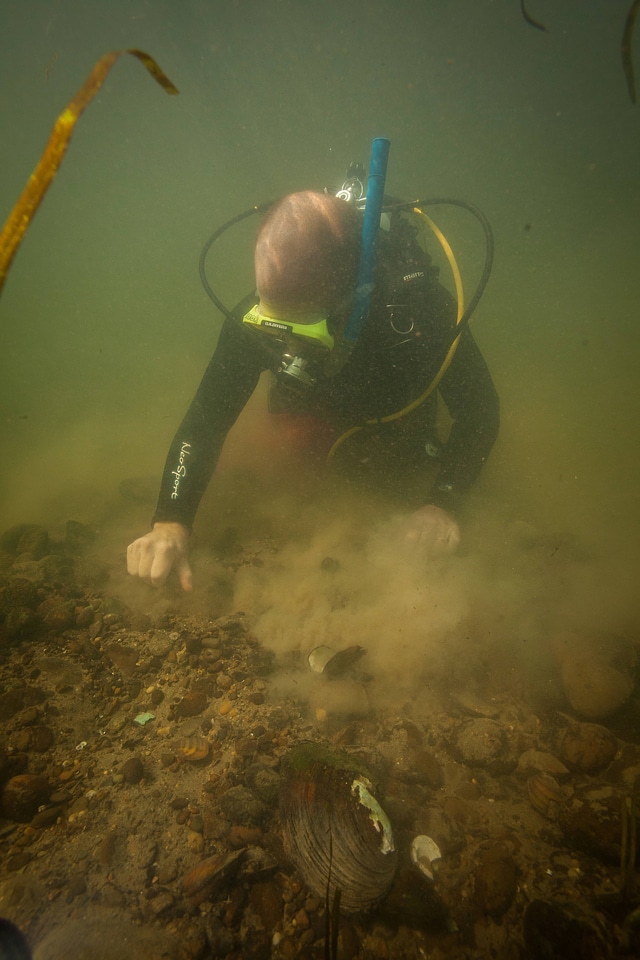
[126,522,193,591]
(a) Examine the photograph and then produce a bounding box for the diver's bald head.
[255,191,361,320]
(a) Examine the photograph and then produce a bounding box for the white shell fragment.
[351,778,395,855]
[410,834,442,881]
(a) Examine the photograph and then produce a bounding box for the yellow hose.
[326,206,464,461]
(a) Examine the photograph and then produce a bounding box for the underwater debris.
[520,0,548,33]
[0,49,178,299]
[622,0,640,103]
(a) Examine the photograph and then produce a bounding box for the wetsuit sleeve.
[152,317,266,530]
[427,325,500,515]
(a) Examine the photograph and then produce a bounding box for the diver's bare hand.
[403,504,460,557]
[127,522,193,591]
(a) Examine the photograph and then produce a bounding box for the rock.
[0,524,49,559]
[560,723,618,773]
[174,689,208,718]
[553,632,635,720]
[32,912,186,960]
[558,783,624,863]
[219,786,268,827]
[0,577,40,612]
[4,606,40,640]
[523,899,610,960]
[120,757,144,784]
[473,844,517,919]
[2,774,51,822]
[37,598,76,633]
[14,725,54,753]
[453,719,507,767]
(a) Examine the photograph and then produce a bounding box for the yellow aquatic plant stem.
[0,49,178,299]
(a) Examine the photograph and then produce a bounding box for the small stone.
[31,806,63,828]
[2,774,51,822]
[121,757,144,784]
[67,874,87,899]
[219,786,268,827]
[473,844,517,919]
[454,719,507,766]
[5,607,40,639]
[175,690,208,718]
[553,632,635,720]
[39,598,76,632]
[157,864,178,884]
[189,814,204,834]
[149,890,174,915]
[187,829,205,854]
[560,723,618,773]
[95,833,117,865]
[227,825,263,848]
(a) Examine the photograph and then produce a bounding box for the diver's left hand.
[403,504,460,557]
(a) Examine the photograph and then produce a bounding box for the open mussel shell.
[279,743,397,913]
[307,644,366,678]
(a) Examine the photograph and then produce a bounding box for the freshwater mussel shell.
[279,743,397,913]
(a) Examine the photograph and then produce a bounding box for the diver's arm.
[400,326,497,556]
[429,324,500,514]
[127,316,265,590]
[152,317,265,530]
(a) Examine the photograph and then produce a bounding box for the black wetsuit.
[153,219,499,530]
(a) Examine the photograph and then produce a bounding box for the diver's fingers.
[148,541,178,587]
[127,537,150,577]
[176,556,194,593]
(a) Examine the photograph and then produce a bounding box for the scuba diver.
[127,150,499,592]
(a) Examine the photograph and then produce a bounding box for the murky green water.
[1,0,638,605]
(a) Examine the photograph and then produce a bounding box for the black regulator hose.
[392,197,495,343]
[198,201,273,320]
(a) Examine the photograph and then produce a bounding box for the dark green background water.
[1,0,639,566]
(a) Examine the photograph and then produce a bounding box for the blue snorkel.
[344,137,390,345]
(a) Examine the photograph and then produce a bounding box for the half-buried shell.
[279,743,397,913]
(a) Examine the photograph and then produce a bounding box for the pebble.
[1,774,51,822]
[174,689,208,718]
[147,631,175,658]
[454,719,507,766]
[473,843,517,918]
[219,786,268,826]
[121,757,144,784]
[553,631,635,720]
[95,833,116,865]
[557,783,624,863]
[560,723,618,773]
